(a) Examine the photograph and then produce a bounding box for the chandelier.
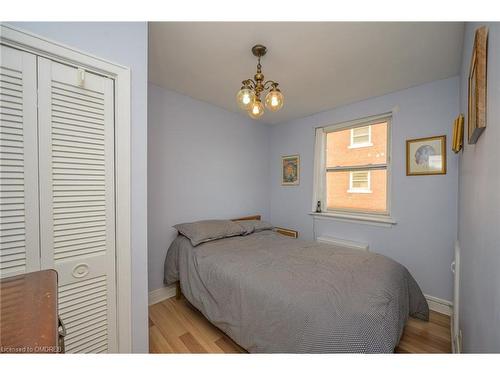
[236,44,284,119]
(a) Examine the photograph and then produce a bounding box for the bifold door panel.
[0,45,40,277]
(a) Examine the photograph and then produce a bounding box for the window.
[348,171,371,193]
[349,126,372,148]
[313,114,391,219]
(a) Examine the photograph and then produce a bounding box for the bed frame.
[274,227,299,239]
[175,214,298,299]
[232,215,298,238]
[231,215,262,221]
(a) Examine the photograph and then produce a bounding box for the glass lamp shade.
[236,88,256,110]
[265,89,284,111]
[248,99,264,119]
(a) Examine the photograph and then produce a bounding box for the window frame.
[349,125,373,148]
[312,113,394,224]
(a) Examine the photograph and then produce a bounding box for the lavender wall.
[269,77,460,301]
[148,84,271,292]
[458,22,500,352]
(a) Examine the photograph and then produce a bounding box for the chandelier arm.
[263,80,278,91]
[245,79,257,90]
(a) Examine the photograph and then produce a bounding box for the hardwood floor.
[149,296,245,353]
[149,296,451,354]
[395,309,452,353]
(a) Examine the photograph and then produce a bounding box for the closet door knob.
[72,263,89,278]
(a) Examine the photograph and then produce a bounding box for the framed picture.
[468,26,488,144]
[452,114,464,153]
[282,155,300,185]
[406,136,446,176]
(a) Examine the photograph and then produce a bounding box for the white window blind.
[350,126,371,147]
[349,171,371,193]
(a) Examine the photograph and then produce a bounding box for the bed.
[164,215,429,353]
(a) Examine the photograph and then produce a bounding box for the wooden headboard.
[231,215,261,221]
[231,215,298,238]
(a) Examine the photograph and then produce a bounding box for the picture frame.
[468,26,488,144]
[281,154,300,185]
[406,135,446,176]
[452,114,464,153]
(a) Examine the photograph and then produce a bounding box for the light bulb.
[236,88,255,110]
[248,99,264,119]
[265,88,284,112]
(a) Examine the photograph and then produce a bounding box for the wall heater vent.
[316,236,369,251]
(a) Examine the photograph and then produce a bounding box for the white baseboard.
[425,294,453,316]
[148,285,176,305]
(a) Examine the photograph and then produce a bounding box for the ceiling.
[149,22,464,124]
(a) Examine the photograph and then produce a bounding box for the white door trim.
[0,23,132,353]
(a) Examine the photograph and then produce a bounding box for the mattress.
[164,229,429,353]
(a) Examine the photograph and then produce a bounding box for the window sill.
[347,142,373,149]
[309,211,396,227]
[347,189,372,194]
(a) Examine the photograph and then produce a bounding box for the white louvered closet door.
[0,45,40,278]
[37,57,117,353]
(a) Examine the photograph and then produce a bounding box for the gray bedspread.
[164,230,429,353]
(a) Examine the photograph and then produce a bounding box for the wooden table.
[0,270,62,353]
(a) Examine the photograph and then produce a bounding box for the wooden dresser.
[0,270,64,353]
